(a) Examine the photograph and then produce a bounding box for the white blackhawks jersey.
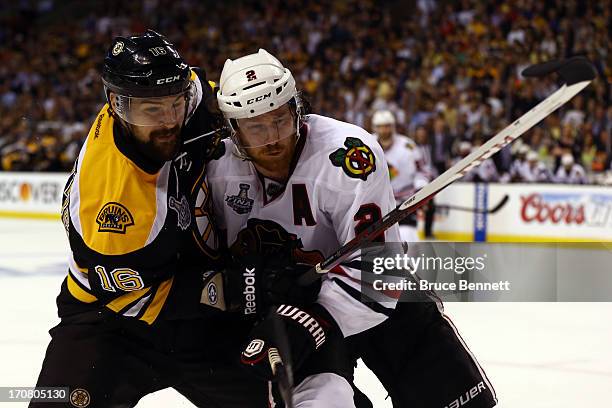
[555,164,587,184]
[207,114,401,337]
[377,133,429,202]
[520,162,552,183]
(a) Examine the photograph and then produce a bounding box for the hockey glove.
[225,255,321,318]
[240,303,333,381]
[199,260,321,319]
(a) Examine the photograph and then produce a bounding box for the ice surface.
[0,218,610,407]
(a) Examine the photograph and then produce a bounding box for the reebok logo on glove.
[243,267,257,315]
[277,305,326,348]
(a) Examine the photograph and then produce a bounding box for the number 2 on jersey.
[354,203,385,242]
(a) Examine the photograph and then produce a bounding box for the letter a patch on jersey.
[329,137,376,181]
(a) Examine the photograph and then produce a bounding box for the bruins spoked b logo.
[69,388,90,407]
[96,202,135,233]
[329,137,376,181]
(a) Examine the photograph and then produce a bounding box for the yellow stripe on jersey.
[67,274,98,303]
[106,287,152,313]
[76,105,163,255]
[140,276,174,325]
[188,67,215,91]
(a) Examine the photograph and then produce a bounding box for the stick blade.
[522,56,596,85]
[489,194,509,214]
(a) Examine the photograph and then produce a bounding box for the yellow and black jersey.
[58,69,223,325]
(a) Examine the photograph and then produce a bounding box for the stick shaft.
[299,79,591,285]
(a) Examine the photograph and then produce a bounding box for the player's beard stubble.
[134,124,182,164]
[245,135,297,182]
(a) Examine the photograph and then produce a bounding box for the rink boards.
[1,172,612,242]
[426,182,612,242]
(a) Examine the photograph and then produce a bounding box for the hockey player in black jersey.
[30,30,269,407]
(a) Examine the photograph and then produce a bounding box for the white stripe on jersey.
[145,162,171,245]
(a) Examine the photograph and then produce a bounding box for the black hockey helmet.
[102,29,191,99]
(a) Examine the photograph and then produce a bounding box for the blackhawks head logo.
[388,163,398,180]
[329,137,376,181]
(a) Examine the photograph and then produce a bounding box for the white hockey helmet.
[372,110,396,127]
[518,144,530,155]
[459,141,472,153]
[526,151,538,162]
[561,153,574,166]
[217,49,298,120]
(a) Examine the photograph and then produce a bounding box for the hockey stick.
[183,126,230,145]
[298,56,596,285]
[436,194,509,214]
[268,310,294,408]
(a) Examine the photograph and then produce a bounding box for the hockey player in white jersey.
[555,153,587,184]
[209,48,399,407]
[371,110,429,242]
[504,143,530,182]
[521,150,553,182]
[208,49,497,408]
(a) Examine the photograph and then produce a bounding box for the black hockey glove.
[224,218,323,318]
[223,254,321,319]
[240,303,334,380]
[199,259,321,318]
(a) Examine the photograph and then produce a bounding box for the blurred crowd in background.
[0,0,610,184]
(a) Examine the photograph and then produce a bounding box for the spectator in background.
[521,150,552,183]
[562,96,586,128]
[430,115,452,176]
[0,0,609,185]
[555,153,587,184]
[580,130,598,172]
[414,125,435,176]
[507,144,530,182]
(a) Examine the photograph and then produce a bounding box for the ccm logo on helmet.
[246,92,271,105]
[156,75,180,85]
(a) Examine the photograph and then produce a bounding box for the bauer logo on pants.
[329,137,376,181]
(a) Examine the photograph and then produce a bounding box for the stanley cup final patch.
[169,195,191,231]
[225,183,254,214]
[329,137,376,181]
